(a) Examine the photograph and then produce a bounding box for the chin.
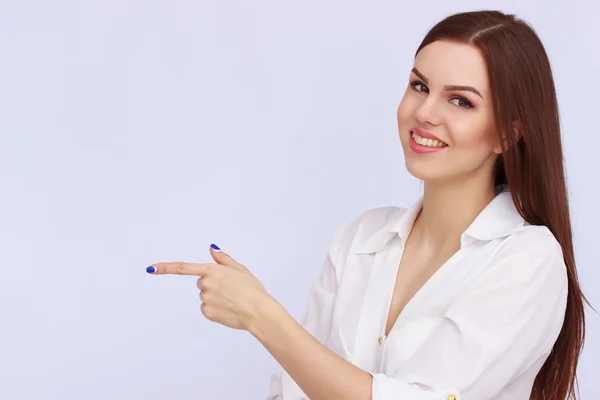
[404,159,449,182]
[405,160,432,180]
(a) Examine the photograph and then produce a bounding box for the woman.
[147,10,588,400]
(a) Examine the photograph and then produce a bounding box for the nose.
[415,96,442,126]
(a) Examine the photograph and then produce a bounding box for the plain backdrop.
[1,0,598,399]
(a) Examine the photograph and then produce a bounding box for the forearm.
[249,296,372,400]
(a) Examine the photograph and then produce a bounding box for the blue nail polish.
[211,244,221,251]
[146,266,156,273]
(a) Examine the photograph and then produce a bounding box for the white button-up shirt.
[266,189,568,400]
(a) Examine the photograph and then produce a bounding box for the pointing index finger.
[147,262,212,276]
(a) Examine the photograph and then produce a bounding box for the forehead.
[414,40,490,94]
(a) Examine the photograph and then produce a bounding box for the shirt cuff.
[371,373,460,400]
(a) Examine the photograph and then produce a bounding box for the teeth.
[411,131,447,148]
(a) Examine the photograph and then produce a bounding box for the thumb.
[209,244,249,272]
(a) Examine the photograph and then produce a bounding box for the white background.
[1,0,597,398]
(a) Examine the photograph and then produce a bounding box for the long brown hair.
[415,10,589,400]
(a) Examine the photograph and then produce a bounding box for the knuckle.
[235,264,248,272]
[202,278,212,290]
[199,290,208,302]
[176,263,186,274]
[201,304,213,320]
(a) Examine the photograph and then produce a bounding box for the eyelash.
[409,80,475,109]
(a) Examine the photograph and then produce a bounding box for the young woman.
[148,9,588,400]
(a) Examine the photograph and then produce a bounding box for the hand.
[147,244,272,331]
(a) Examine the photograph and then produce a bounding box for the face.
[397,40,502,183]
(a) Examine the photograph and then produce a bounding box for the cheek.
[397,92,417,123]
[397,93,420,147]
[449,116,497,151]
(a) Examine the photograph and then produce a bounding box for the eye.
[410,80,429,94]
[450,96,474,109]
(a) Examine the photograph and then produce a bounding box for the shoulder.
[479,223,567,288]
[349,205,405,237]
[446,224,570,360]
[510,223,562,251]
[327,205,405,262]
[332,206,404,246]
[495,224,564,264]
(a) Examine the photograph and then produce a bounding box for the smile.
[411,130,448,148]
[409,129,449,154]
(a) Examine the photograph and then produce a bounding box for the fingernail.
[210,244,221,251]
[146,266,156,273]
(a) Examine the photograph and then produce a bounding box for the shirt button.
[447,396,456,400]
[378,336,384,344]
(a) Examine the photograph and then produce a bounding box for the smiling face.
[397,40,502,183]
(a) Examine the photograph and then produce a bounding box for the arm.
[255,295,373,400]
[258,237,568,400]
[264,220,357,400]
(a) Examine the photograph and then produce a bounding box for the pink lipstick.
[408,127,448,154]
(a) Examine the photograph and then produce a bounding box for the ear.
[493,121,522,154]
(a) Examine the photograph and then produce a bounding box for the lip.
[408,127,448,154]
[411,127,445,143]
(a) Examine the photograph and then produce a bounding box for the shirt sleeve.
[371,241,569,400]
[266,221,349,400]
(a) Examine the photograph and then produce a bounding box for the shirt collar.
[352,186,524,255]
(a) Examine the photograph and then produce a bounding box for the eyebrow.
[411,67,484,99]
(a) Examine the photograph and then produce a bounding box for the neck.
[411,174,497,251]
